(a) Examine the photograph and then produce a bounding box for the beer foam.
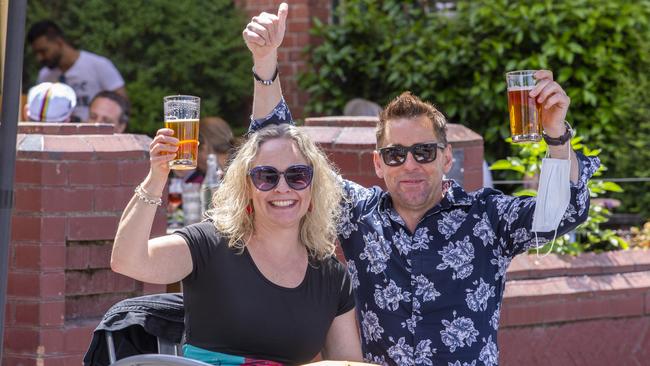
[164,118,200,123]
[507,85,535,91]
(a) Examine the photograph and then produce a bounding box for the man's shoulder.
[79,50,116,67]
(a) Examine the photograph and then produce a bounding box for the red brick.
[141,282,167,294]
[42,188,94,212]
[64,324,95,353]
[42,135,95,160]
[3,328,39,353]
[40,328,65,353]
[463,168,483,192]
[646,291,650,315]
[66,245,90,270]
[14,160,68,186]
[13,301,64,327]
[12,245,40,269]
[13,188,42,212]
[359,151,377,173]
[13,302,39,325]
[8,271,40,297]
[334,127,376,148]
[94,186,133,212]
[83,135,148,160]
[41,216,66,244]
[43,355,85,366]
[462,144,484,170]
[66,269,136,295]
[68,161,120,186]
[66,293,127,320]
[13,244,65,270]
[11,216,41,242]
[67,216,119,241]
[87,244,112,269]
[327,151,359,174]
[3,356,37,366]
[118,160,149,185]
[40,273,65,298]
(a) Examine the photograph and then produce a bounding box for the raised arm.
[243,2,288,120]
[110,128,192,284]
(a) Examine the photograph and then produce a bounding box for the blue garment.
[252,100,600,366]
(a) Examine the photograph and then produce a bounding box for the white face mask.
[531,157,571,233]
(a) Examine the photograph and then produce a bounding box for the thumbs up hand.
[243,2,288,60]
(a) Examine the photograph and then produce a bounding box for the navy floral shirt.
[252,100,600,366]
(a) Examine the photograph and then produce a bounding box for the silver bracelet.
[134,184,163,206]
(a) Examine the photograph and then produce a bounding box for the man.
[244,4,599,365]
[88,91,130,133]
[27,20,127,122]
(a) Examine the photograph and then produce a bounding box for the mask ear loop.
[535,141,571,257]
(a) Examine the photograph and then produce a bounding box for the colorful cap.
[26,82,77,122]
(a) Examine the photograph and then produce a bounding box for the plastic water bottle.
[201,154,221,215]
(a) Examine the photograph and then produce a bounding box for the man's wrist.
[253,51,278,79]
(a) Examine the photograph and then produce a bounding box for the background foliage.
[491,138,628,255]
[300,0,650,217]
[24,0,252,135]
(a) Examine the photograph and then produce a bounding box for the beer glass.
[164,95,200,169]
[506,70,542,143]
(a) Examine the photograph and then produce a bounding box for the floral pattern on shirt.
[254,100,600,366]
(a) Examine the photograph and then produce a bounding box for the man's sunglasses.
[377,142,447,167]
[248,164,314,191]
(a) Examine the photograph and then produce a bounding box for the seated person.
[111,122,363,364]
[180,116,237,184]
[23,82,76,122]
[88,91,130,133]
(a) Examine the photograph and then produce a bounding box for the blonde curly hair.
[207,124,342,261]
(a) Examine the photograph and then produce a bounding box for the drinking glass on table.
[164,95,201,169]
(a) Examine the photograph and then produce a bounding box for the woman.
[111,123,363,365]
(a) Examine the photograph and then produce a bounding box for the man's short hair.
[27,20,65,44]
[376,91,448,147]
[90,91,130,125]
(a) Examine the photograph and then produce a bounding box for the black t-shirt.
[175,221,355,365]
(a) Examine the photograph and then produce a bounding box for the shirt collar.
[378,179,475,218]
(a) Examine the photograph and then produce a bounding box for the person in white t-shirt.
[27,20,127,122]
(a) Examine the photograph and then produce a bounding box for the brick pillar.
[302,116,484,191]
[236,0,331,119]
[4,123,166,366]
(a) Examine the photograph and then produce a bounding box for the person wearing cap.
[23,82,77,122]
[27,20,127,122]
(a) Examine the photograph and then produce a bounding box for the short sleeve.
[95,56,125,91]
[173,221,222,281]
[335,261,356,316]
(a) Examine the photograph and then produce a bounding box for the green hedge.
[300,0,650,217]
[24,0,252,135]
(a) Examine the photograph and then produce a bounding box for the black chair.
[84,293,185,366]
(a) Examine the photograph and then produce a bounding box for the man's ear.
[442,144,453,174]
[373,150,385,179]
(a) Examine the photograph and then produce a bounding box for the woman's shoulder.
[310,254,348,279]
[173,220,227,247]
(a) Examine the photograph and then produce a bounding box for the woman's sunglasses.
[377,142,447,167]
[248,164,314,191]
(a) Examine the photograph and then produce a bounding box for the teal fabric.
[182,344,246,366]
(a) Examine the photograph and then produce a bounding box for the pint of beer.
[164,95,200,170]
[506,70,542,143]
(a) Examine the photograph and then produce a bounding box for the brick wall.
[236,0,331,119]
[499,250,650,365]
[4,123,166,366]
